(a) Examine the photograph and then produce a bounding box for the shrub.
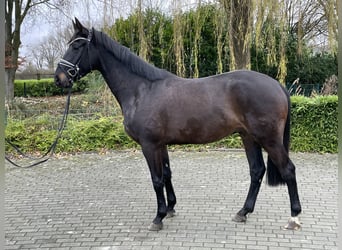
[5,95,338,154]
[57,117,138,152]
[5,116,138,154]
[290,95,337,153]
[14,78,88,97]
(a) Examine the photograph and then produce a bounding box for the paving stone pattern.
[5,150,337,249]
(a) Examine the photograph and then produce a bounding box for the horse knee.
[250,165,265,183]
[163,163,172,180]
[152,177,164,192]
[251,168,266,182]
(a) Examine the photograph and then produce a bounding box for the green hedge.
[5,116,138,154]
[290,95,337,153]
[5,95,338,154]
[14,78,88,97]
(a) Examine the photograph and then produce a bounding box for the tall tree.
[214,4,227,74]
[317,0,338,53]
[277,0,289,84]
[30,33,67,71]
[220,0,253,70]
[192,0,207,78]
[137,0,148,61]
[6,0,41,103]
[172,0,185,77]
[5,0,67,103]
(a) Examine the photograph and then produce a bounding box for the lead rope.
[5,87,72,168]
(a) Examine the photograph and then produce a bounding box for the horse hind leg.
[233,135,266,223]
[264,142,302,230]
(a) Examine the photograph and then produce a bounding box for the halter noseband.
[57,30,93,84]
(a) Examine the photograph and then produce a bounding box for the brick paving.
[5,150,337,249]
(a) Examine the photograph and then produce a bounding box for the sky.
[19,0,203,59]
[20,2,101,58]
[21,22,50,50]
[20,0,126,58]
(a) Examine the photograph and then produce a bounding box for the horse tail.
[266,87,290,186]
[282,88,291,153]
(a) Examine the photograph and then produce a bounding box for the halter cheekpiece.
[57,30,93,84]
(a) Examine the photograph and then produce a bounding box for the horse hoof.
[166,210,176,219]
[232,214,247,223]
[148,222,163,231]
[283,217,301,230]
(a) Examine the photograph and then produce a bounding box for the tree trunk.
[137,0,148,61]
[5,40,19,104]
[215,6,225,74]
[5,38,19,104]
[173,0,185,77]
[229,0,252,70]
[193,0,206,78]
[5,0,20,104]
[5,0,56,104]
[5,68,15,103]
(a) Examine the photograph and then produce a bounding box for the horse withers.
[55,18,301,231]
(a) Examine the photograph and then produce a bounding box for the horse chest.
[122,118,138,142]
[122,114,152,143]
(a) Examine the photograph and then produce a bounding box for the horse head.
[55,18,93,88]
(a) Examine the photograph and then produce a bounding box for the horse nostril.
[55,75,60,86]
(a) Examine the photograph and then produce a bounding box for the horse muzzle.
[55,70,72,88]
[55,59,81,88]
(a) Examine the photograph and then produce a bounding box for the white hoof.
[283,217,301,230]
[148,222,163,231]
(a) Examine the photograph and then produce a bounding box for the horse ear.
[73,17,90,37]
[73,17,84,32]
[72,19,77,30]
[91,27,96,42]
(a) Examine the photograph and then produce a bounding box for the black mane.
[93,29,174,81]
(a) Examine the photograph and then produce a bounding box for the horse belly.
[166,109,239,145]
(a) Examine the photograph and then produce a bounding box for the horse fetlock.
[153,210,167,228]
[291,204,302,217]
[166,209,176,218]
[167,194,176,205]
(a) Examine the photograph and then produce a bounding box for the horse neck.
[96,50,148,114]
[90,31,175,115]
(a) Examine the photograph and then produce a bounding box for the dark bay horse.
[55,18,301,231]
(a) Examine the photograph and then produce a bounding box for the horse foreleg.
[142,144,167,231]
[164,165,177,218]
[162,146,176,218]
[233,136,265,223]
[161,146,177,218]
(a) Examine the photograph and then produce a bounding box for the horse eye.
[71,43,81,50]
